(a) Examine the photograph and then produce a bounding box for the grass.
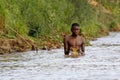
[0,0,120,49]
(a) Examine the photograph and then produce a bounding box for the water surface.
[0,32,120,80]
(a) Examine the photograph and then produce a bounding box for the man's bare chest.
[68,37,82,46]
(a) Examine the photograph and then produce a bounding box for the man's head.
[71,23,80,36]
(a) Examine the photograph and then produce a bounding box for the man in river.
[63,23,85,57]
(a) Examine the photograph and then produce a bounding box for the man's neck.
[71,34,78,38]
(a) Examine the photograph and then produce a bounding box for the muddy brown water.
[0,32,120,80]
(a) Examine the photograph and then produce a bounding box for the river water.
[0,32,120,80]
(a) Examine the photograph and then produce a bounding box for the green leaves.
[0,0,120,43]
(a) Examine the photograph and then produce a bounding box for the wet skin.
[63,26,85,56]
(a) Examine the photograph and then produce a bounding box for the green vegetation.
[0,0,120,49]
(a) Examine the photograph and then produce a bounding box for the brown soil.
[0,38,37,54]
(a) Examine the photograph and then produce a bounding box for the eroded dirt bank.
[0,38,37,54]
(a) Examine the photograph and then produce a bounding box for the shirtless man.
[63,23,85,57]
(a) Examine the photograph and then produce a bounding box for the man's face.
[71,26,80,36]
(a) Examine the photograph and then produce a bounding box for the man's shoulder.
[64,35,71,41]
[77,36,85,41]
[79,36,85,39]
[64,35,71,38]
[79,36,85,43]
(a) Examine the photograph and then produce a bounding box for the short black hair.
[71,23,80,29]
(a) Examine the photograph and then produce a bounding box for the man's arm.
[63,36,69,55]
[81,37,85,55]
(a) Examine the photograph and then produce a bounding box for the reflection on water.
[0,32,120,80]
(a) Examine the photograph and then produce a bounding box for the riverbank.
[0,0,120,54]
[0,31,113,54]
[1,26,120,54]
[0,38,37,54]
